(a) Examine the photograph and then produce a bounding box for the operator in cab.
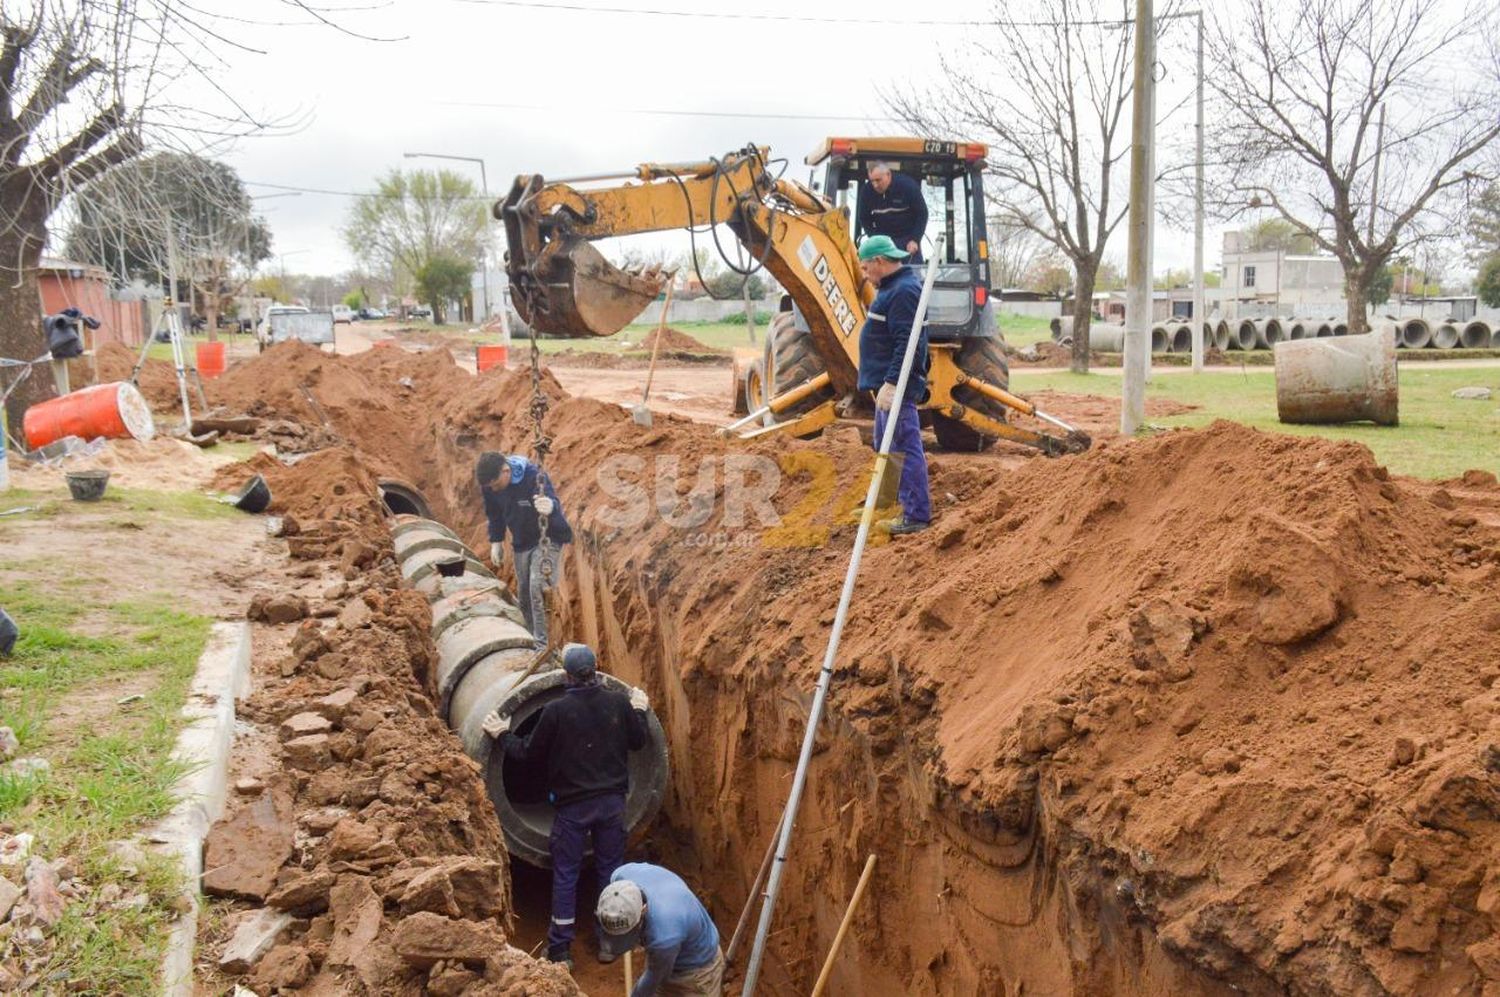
[856,161,928,264]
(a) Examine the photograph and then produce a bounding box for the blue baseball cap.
[562,643,596,678]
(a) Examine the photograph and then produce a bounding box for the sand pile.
[632,325,723,354]
[84,341,183,409]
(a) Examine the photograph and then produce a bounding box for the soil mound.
[634,326,723,354]
[82,341,183,409]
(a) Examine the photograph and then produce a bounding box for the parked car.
[355,307,386,321]
[331,304,354,325]
[409,305,433,319]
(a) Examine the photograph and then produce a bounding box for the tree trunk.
[0,193,53,438]
[1071,261,1098,374]
[1343,262,1370,335]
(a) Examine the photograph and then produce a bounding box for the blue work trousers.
[873,399,931,523]
[547,792,627,953]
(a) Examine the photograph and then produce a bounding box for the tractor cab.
[807,137,994,341]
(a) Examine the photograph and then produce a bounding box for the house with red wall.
[35,256,147,348]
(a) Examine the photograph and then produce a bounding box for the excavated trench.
[197,343,1500,996]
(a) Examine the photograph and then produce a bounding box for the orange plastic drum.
[22,381,156,449]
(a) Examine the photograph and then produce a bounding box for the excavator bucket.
[513,234,665,338]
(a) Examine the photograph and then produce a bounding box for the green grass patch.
[1012,363,1500,480]
[994,311,1055,347]
[0,584,211,993]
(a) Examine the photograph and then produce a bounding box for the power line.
[446,0,987,25]
[436,99,898,123]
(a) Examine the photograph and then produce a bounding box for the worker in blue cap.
[475,451,573,647]
[483,643,651,969]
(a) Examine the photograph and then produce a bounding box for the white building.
[1220,231,1346,317]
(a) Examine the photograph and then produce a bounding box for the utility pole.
[1191,9,1205,372]
[1121,0,1154,435]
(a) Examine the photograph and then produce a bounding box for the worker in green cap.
[855,234,930,535]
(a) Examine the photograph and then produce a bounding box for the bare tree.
[889,0,1139,372]
[1208,0,1500,334]
[985,216,1049,290]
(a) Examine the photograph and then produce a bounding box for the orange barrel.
[23,381,156,450]
[373,338,398,349]
[196,340,227,378]
[476,345,508,371]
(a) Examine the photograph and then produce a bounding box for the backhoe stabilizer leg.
[735,400,837,442]
[945,404,1091,456]
[950,373,1092,454]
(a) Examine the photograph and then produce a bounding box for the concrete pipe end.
[379,479,432,519]
[462,670,670,869]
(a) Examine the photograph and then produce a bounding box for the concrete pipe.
[1314,321,1335,338]
[415,571,508,604]
[1264,318,1285,346]
[1088,325,1126,352]
[1461,319,1493,349]
[1050,316,1068,342]
[1169,323,1193,353]
[1288,319,1314,340]
[394,522,471,563]
[1229,319,1257,351]
[379,479,432,519]
[1151,324,1170,353]
[1273,328,1398,426]
[400,546,495,587]
[1400,318,1433,349]
[391,515,461,542]
[397,517,669,869]
[1433,322,1461,350]
[1215,319,1233,350]
[1333,321,1350,337]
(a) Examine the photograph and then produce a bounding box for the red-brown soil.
[199,343,1500,995]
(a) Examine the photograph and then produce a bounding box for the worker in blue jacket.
[475,451,574,647]
[597,863,723,995]
[856,235,931,536]
[856,162,928,263]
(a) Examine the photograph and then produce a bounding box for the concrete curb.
[155,621,252,997]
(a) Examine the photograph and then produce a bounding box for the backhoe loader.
[499,140,1090,455]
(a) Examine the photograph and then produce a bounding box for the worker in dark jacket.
[476,451,573,648]
[856,235,930,535]
[856,162,928,263]
[483,643,651,968]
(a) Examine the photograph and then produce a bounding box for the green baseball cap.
[857,235,910,261]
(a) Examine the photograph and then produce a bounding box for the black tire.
[931,336,1011,452]
[767,311,831,419]
[734,359,764,416]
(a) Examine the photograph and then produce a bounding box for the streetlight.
[404,151,507,342]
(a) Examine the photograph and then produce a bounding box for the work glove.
[490,542,503,565]
[534,495,555,517]
[482,710,510,738]
[875,382,897,412]
[629,687,649,712]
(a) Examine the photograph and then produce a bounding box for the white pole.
[1121,0,1154,435]
[739,236,946,996]
[1191,10,1205,373]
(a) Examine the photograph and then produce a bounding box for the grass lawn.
[1011,363,1500,480]
[0,501,217,993]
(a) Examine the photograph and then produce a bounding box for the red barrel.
[196,341,227,378]
[476,345,508,371]
[23,382,156,449]
[373,338,398,349]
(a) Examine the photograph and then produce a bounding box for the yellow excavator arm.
[498,143,1090,456]
[499,146,868,394]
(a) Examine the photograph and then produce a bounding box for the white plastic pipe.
[739,237,946,996]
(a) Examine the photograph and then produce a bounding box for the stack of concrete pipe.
[390,514,669,868]
[1389,316,1496,350]
[1048,312,1495,353]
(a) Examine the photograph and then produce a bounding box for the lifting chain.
[526,321,557,611]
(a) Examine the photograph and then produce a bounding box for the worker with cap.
[483,643,651,968]
[597,862,723,996]
[475,451,573,648]
[856,234,931,536]
[856,161,928,263]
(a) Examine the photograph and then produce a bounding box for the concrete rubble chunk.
[0,727,18,760]
[202,787,296,902]
[338,599,373,631]
[24,856,63,926]
[219,908,294,974]
[312,688,360,723]
[1452,386,1493,400]
[0,832,34,866]
[279,712,333,741]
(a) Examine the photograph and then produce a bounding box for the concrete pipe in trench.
[1461,320,1493,349]
[1400,318,1433,349]
[392,516,669,869]
[379,479,432,519]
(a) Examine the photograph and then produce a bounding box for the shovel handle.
[641,280,676,403]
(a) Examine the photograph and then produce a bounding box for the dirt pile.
[82,341,184,409]
[193,342,1500,994]
[199,498,578,995]
[634,325,723,354]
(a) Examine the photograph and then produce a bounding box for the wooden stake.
[624,949,633,996]
[724,809,785,966]
[809,854,877,997]
[641,280,675,406]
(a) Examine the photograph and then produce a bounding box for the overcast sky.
[203,0,1218,278]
